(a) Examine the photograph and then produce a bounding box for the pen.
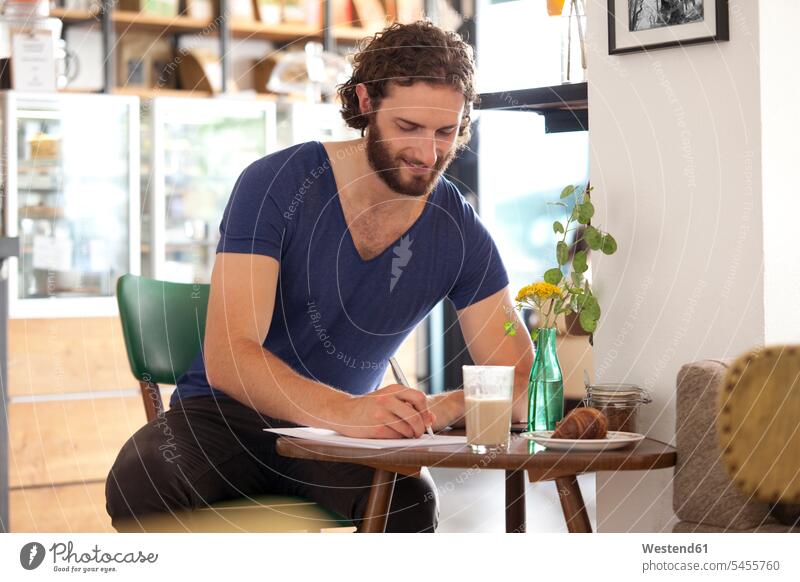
[389,356,435,438]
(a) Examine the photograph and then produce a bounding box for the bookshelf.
[50,1,388,95]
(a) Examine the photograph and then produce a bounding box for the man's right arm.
[203,253,434,438]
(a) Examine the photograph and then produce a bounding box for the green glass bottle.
[527,327,564,432]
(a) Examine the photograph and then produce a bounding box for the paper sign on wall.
[11,29,57,92]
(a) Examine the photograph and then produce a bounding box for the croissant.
[552,407,608,439]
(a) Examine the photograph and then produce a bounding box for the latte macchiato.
[462,365,515,452]
[465,396,513,448]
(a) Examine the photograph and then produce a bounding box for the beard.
[365,119,457,198]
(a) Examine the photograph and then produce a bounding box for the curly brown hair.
[337,21,478,144]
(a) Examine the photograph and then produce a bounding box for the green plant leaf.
[544,268,563,285]
[530,328,539,343]
[556,241,568,265]
[579,309,598,333]
[581,294,600,317]
[577,200,595,224]
[584,225,602,250]
[574,185,585,198]
[503,320,517,337]
[601,233,618,255]
[573,250,588,273]
[553,221,564,234]
[547,201,568,208]
[571,271,584,287]
[560,185,575,199]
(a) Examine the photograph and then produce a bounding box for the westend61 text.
[642,543,708,554]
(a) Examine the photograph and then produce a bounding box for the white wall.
[586,0,766,531]
[759,0,800,344]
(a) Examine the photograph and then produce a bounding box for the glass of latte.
[463,365,514,453]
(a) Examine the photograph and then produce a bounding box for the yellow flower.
[515,284,532,302]
[516,282,561,302]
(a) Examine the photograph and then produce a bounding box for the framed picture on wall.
[608,0,729,55]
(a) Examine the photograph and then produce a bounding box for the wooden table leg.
[555,475,592,533]
[505,469,526,533]
[359,468,397,533]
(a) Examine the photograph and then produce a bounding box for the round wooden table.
[276,432,677,533]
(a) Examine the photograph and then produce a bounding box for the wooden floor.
[10,482,114,533]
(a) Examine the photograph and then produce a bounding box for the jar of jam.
[586,383,651,433]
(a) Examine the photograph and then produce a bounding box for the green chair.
[115,274,353,533]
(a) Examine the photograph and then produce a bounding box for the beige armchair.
[673,357,798,532]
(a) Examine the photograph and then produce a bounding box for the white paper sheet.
[12,29,57,92]
[265,427,466,450]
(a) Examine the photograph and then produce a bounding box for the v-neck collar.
[316,141,438,264]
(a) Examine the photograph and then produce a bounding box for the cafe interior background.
[0,0,795,533]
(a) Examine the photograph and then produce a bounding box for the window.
[476,0,564,93]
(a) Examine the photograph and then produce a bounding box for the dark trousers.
[105,394,438,532]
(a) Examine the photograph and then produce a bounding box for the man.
[106,21,533,533]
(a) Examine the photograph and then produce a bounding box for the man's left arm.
[428,287,533,427]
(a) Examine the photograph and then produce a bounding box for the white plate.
[521,431,645,451]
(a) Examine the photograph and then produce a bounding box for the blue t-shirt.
[170,141,508,407]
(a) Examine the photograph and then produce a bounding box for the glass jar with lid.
[586,383,651,433]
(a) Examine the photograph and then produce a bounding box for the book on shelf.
[117,32,177,89]
[254,0,282,24]
[351,0,387,30]
[329,0,355,27]
[117,0,180,17]
[282,0,323,26]
[184,0,216,20]
[396,0,424,23]
[229,0,256,21]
